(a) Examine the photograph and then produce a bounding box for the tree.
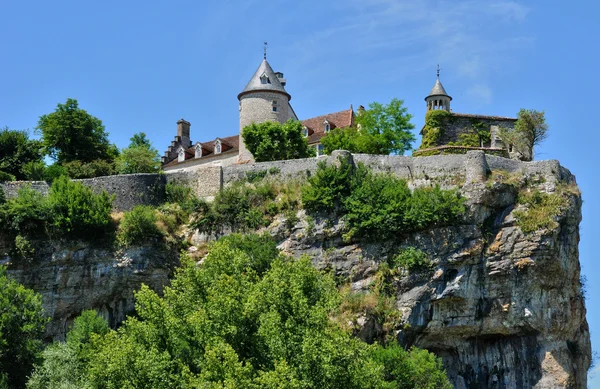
[0,128,43,181]
[36,98,113,164]
[323,99,415,155]
[43,234,450,388]
[115,132,161,174]
[242,120,315,162]
[501,109,548,161]
[0,266,47,389]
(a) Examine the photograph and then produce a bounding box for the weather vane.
[264,41,268,60]
[437,64,441,79]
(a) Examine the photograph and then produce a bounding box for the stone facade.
[238,91,296,161]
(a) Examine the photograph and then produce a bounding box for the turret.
[238,53,296,162]
[425,65,452,112]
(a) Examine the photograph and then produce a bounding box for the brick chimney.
[177,119,191,148]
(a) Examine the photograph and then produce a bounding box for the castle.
[161,58,522,170]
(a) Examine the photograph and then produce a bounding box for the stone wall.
[438,116,515,147]
[1,152,573,211]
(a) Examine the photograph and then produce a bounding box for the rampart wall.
[1,151,573,211]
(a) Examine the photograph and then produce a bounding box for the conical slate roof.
[427,78,451,99]
[238,59,291,100]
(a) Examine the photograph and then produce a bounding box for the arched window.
[195,144,202,159]
[215,140,222,154]
[323,120,330,133]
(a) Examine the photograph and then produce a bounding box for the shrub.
[0,170,15,182]
[21,161,47,181]
[43,164,67,183]
[14,234,36,261]
[2,186,52,237]
[117,205,162,247]
[48,176,113,237]
[61,159,115,179]
[391,248,432,273]
[515,188,568,234]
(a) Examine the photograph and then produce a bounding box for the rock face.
[5,242,176,341]
[274,173,590,388]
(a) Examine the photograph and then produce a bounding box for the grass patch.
[514,184,573,234]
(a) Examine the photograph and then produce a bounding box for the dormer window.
[215,140,222,154]
[302,126,309,137]
[260,73,270,84]
[323,120,330,133]
[272,100,278,112]
[195,144,202,159]
[177,147,185,162]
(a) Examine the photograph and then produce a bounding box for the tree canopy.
[36,98,115,164]
[0,127,43,181]
[0,266,47,389]
[322,99,415,155]
[502,109,548,161]
[26,234,451,388]
[242,120,315,162]
[115,132,161,174]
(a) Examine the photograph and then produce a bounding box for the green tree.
[242,120,315,162]
[322,99,415,155]
[0,128,43,181]
[115,132,161,174]
[0,266,47,389]
[36,98,113,164]
[502,109,548,161]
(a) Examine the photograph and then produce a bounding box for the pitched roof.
[163,135,240,168]
[427,78,451,99]
[301,107,355,144]
[238,60,291,100]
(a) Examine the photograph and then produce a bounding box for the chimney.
[177,119,191,147]
[275,71,286,87]
[358,105,365,114]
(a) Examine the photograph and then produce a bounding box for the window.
[260,73,270,84]
[302,126,309,137]
[195,144,202,159]
[272,100,278,112]
[178,147,185,162]
[215,140,222,154]
[316,144,324,156]
[323,120,330,133]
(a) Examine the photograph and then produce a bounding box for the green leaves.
[0,127,43,181]
[242,120,315,162]
[115,132,161,174]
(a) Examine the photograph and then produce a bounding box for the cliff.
[1,152,590,388]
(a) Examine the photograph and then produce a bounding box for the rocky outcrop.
[4,242,176,341]
[273,171,590,388]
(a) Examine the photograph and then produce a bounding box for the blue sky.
[1,0,600,385]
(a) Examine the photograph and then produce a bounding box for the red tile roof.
[301,107,354,144]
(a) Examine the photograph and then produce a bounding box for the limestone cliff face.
[273,172,590,388]
[5,243,175,341]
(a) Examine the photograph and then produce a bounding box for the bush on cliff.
[25,234,450,388]
[0,266,47,389]
[117,205,162,247]
[302,158,465,241]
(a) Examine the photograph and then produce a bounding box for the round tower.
[238,58,294,162]
[425,66,452,112]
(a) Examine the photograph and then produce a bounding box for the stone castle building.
[161,59,522,170]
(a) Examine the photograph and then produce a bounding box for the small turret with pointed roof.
[237,45,298,162]
[425,65,452,112]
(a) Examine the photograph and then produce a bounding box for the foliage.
[0,266,47,389]
[242,119,315,162]
[192,180,302,236]
[390,248,432,273]
[0,171,15,182]
[514,186,569,234]
[35,235,449,388]
[501,109,548,161]
[60,159,115,179]
[419,110,452,149]
[300,161,465,241]
[48,176,113,237]
[447,121,490,148]
[164,182,202,215]
[301,158,367,213]
[115,132,161,174]
[27,311,109,389]
[43,164,67,182]
[0,127,43,181]
[21,161,46,181]
[117,205,162,247]
[354,98,416,155]
[0,186,52,237]
[36,98,115,164]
